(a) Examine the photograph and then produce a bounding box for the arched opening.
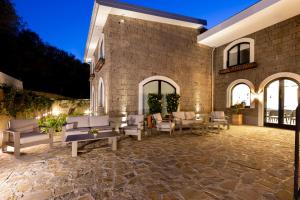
[98,78,105,108]
[226,79,255,108]
[264,78,299,129]
[257,72,300,127]
[138,76,180,115]
[231,83,251,107]
[91,85,96,114]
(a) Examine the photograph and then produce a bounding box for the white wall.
[0,72,23,90]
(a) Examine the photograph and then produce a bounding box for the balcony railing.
[95,58,105,72]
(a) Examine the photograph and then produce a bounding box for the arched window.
[223,38,254,69]
[143,80,176,115]
[98,78,105,108]
[227,42,250,67]
[231,83,251,107]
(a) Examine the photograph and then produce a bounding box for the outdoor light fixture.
[119,19,125,24]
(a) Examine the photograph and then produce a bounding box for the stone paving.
[0,126,295,200]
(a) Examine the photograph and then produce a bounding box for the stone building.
[85,0,300,129]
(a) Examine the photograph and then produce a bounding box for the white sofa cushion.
[10,119,38,132]
[20,132,49,144]
[67,116,89,128]
[127,115,144,126]
[157,122,175,129]
[66,123,75,130]
[14,125,34,133]
[89,116,109,127]
[173,112,185,120]
[185,112,196,120]
[153,113,162,123]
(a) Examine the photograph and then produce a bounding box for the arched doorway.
[264,78,299,129]
[138,76,180,115]
[98,78,105,108]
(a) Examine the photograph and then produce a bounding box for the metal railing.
[294,106,300,199]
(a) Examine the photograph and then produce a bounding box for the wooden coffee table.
[65,131,119,157]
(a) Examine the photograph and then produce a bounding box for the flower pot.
[147,115,153,128]
[232,114,243,125]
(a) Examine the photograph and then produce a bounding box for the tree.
[0,0,90,99]
[0,0,21,34]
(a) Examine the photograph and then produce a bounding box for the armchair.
[153,113,175,136]
[123,115,144,141]
[210,111,230,130]
[2,119,53,157]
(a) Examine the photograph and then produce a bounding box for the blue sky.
[13,0,259,61]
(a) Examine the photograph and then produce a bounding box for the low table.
[65,131,119,157]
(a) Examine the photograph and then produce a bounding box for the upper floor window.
[227,43,250,67]
[223,38,254,69]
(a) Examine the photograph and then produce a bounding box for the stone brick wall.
[213,14,300,125]
[93,14,212,116]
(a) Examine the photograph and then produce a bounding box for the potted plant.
[147,93,162,128]
[166,93,180,118]
[89,128,99,136]
[230,102,245,125]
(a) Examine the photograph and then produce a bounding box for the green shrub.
[38,114,67,132]
[166,93,180,113]
[0,85,53,118]
[147,93,162,114]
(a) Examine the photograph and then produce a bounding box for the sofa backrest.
[127,115,144,125]
[89,116,109,127]
[67,116,89,128]
[185,112,196,120]
[153,113,162,123]
[9,119,38,133]
[172,112,185,120]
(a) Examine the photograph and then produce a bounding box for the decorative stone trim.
[95,58,105,72]
[219,62,257,74]
[89,73,95,81]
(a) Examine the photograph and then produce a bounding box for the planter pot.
[231,114,243,125]
[147,115,153,128]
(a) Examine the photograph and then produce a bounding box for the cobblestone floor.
[0,126,295,200]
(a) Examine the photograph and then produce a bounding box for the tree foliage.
[147,93,162,114]
[166,93,180,113]
[0,85,53,118]
[0,0,89,98]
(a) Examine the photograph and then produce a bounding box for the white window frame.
[223,38,255,69]
[226,79,255,108]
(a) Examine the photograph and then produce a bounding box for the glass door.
[264,78,299,129]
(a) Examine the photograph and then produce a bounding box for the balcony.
[219,62,257,74]
[95,58,105,72]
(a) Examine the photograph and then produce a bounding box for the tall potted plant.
[147,93,162,128]
[166,93,180,114]
[230,102,245,125]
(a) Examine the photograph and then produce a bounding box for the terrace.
[0,126,293,200]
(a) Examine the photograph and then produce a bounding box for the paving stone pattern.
[0,126,295,200]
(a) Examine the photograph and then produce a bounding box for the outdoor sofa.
[2,119,53,157]
[172,111,204,133]
[62,115,112,142]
